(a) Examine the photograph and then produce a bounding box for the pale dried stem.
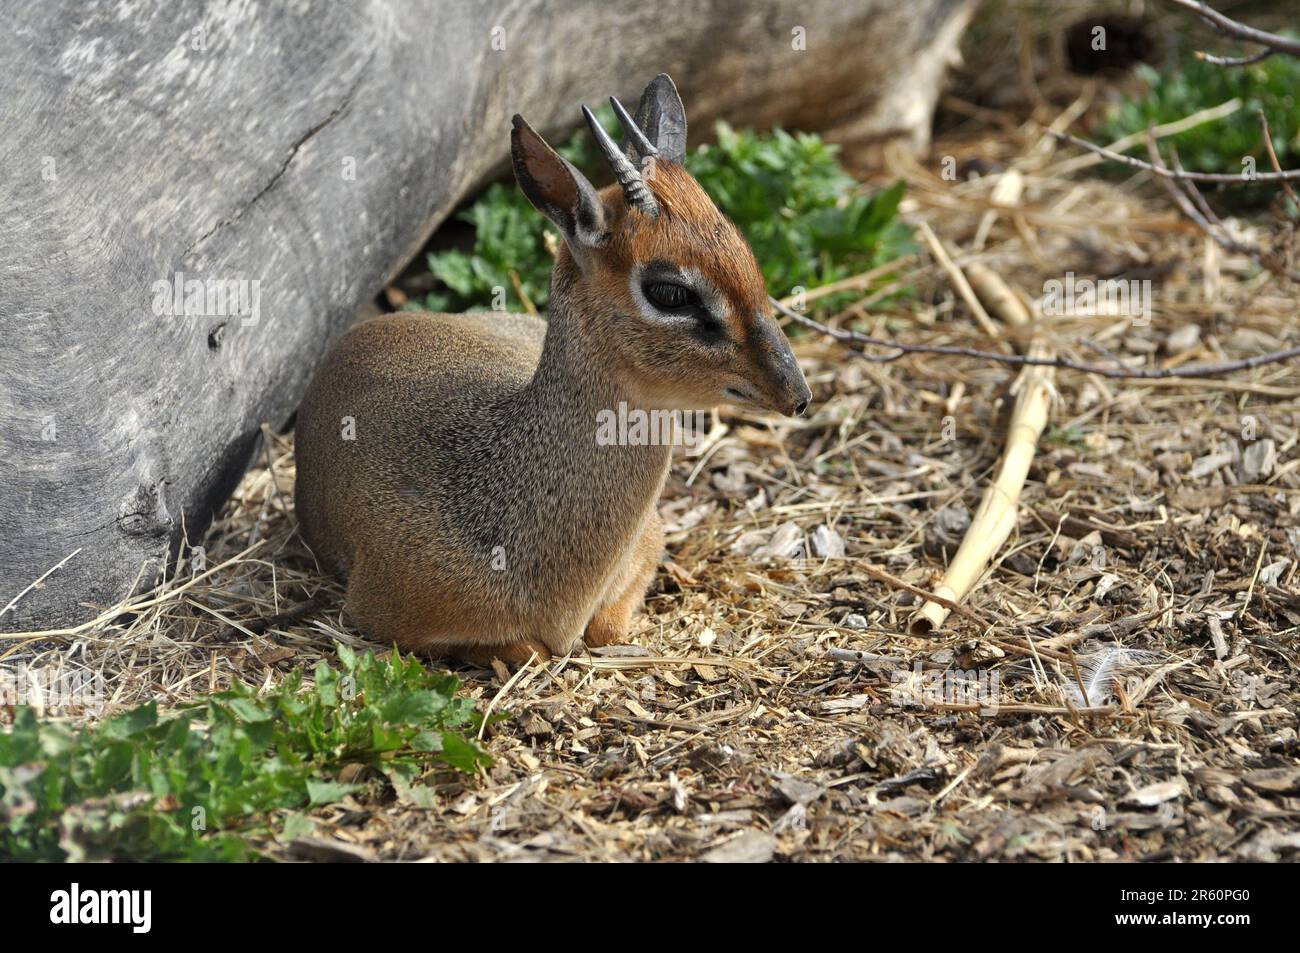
[910,266,1054,635]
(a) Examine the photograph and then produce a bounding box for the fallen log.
[0,0,976,630]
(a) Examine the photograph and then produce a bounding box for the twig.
[1033,609,1167,653]
[1067,646,1092,707]
[508,270,538,316]
[1199,48,1272,67]
[1258,110,1300,207]
[1171,147,1224,228]
[1237,540,1268,623]
[825,647,897,665]
[776,255,915,308]
[1162,0,1300,58]
[915,220,999,337]
[966,263,1032,333]
[1048,129,1300,182]
[0,548,82,618]
[1144,131,1300,281]
[478,650,540,741]
[771,296,1300,379]
[0,540,266,640]
[213,594,327,642]
[856,562,994,632]
[1049,99,1242,178]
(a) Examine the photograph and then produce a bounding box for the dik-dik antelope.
[295,74,811,664]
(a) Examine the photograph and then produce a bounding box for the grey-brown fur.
[295,77,809,660]
[296,305,670,656]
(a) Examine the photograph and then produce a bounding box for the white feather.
[1062,647,1161,707]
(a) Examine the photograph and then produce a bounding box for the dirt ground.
[9,44,1300,861]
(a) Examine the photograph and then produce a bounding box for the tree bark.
[0,0,975,630]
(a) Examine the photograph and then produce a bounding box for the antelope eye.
[643,281,699,312]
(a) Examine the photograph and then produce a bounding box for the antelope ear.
[627,73,687,164]
[511,115,607,249]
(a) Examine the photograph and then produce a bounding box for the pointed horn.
[582,104,659,217]
[610,95,658,158]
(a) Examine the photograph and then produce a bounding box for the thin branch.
[915,220,998,337]
[1169,145,1223,227]
[771,296,1300,380]
[1197,48,1272,67]
[1162,0,1300,58]
[1258,110,1300,207]
[1048,129,1300,182]
[1145,131,1299,281]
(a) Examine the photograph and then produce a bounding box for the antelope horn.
[582,104,659,218]
[609,95,658,158]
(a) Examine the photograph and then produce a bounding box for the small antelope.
[295,74,811,664]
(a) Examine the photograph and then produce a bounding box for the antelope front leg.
[585,511,663,648]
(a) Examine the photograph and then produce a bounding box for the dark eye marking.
[642,280,699,312]
[638,264,732,346]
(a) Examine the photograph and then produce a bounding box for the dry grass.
[6,67,1300,863]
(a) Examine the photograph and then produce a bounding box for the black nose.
[793,400,808,416]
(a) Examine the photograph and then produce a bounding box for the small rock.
[711,463,747,494]
[687,743,743,771]
[773,772,825,806]
[700,830,776,864]
[1244,767,1300,795]
[1005,551,1039,576]
[1125,780,1185,807]
[873,796,930,816]
[753,521,804,561]
[1122,335,1159,354]
[1190,450,1235,480]
[924,505,971,559]
[809,523,846,558]
[591,749,628,780]
[1241,439,1276,480]
[1241,831,1300,862]
[841,612,870,630]
[728,528,769,555]
[1164,324,1201,354]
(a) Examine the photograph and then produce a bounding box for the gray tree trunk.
[0,0,975,630]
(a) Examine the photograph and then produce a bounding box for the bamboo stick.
[909,266,1054,635]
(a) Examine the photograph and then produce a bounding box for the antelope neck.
[511,290,672,526]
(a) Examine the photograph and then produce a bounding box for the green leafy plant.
[0,645,489,861]
[410,110,911,314]
[684,123,910,306]
[1092,51,1300,204]
[420,181,556,313]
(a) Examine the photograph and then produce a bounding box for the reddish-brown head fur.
[512,84,811,417]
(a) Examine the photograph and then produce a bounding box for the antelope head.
[511,74,812,418]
